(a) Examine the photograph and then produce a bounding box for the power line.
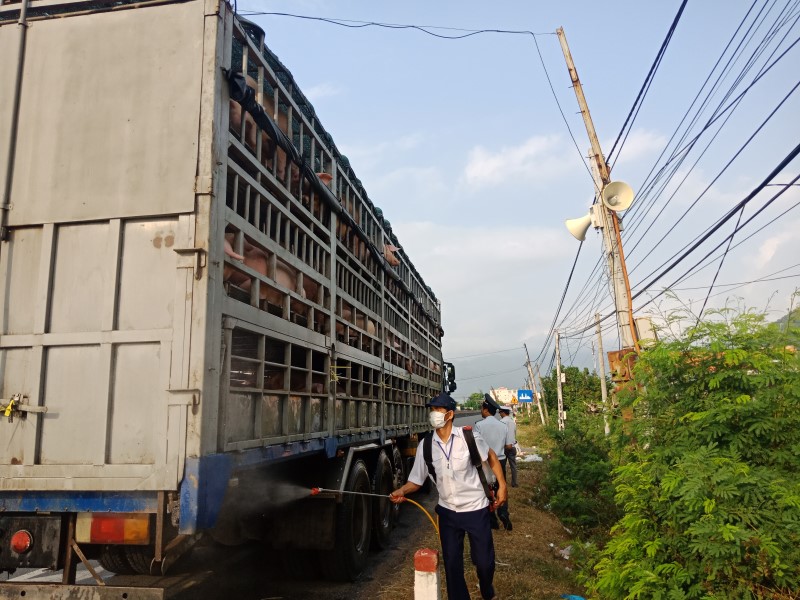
[633,143,800,300]
[632,172,800,310]
[696,205,746,321]
[565,177,800,337]
[237,12,555,38]
[457,365,527,382]
[606,0,689,166]
[622,7,800,248]
[629,75,800,274]
[449,347,523,360]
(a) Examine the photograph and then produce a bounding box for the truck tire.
[391,446,404,528]
[392,445,406,485]
[99,545,135,575]
[371,450,395,550]
[321,459,372,581]
[123,545,155,574]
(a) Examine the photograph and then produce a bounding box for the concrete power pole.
[596,313,610,436]
[524,344,546,426]
[534,363,550,423]
[555,331,565,431]
[556,27,639,355]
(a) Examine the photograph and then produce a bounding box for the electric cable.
[633,154,800,302]
[623,8,800,247]
[624,10,800,250]
[695,204,746,321]
[606,0,689,165]
[631,172,800,310]
[624,0,796,230]
[627,75,800,270]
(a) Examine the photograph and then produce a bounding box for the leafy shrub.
[585,310,800,599]
[541,419,620,537]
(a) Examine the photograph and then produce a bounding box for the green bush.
[585,310,800,599]
[542,419,620,536]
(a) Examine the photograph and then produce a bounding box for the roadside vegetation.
[532,305,800,599]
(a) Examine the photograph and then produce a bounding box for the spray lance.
[310,487,439,536]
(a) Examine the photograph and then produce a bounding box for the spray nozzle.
[310,487,321,496]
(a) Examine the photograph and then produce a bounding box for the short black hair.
[482,401,497,416]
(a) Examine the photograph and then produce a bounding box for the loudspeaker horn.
[601,181,634,212]
[565,212,592,241]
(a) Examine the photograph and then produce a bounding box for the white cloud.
[606,128,666,167]
[304,82,344,102]
[461,135,580,188]
[391,220,574,358]
[751,230,796,270]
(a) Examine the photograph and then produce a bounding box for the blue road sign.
[517,389,533,403]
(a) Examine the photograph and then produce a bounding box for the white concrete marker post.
[414,548,441,600]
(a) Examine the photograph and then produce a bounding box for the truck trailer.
[0,0,454,595]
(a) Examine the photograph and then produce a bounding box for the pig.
[228,74,290,179]
[384,244,400,267]
[239,243,321,323]
[301,172,333,215]
[223,233,247,285]
[264,369,285,390]
[261,91,290,180]
[229,75,259,152]
[290,371,308,392]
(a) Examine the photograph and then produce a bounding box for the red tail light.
[10,530,33,554]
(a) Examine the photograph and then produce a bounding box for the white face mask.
[429,410,447,429]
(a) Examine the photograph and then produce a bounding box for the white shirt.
[501,415,517,445]
[408,427,491,512]
[474,414,508,460]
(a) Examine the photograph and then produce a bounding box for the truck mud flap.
[0,583,164,600]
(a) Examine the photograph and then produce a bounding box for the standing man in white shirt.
[390,392,507,600]
[474,394,513,531]
[499,406,519,488]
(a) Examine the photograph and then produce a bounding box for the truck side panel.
[0,216,194,489]
[1,2,204,225]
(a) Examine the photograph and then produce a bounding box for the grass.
[516,413,557,455]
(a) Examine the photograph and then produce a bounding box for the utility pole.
[556,27,639,354]
[524,344,546,425]
[555,331,565,431]
[596,313,610,436]
[535,363,550,423]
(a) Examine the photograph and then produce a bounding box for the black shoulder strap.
[463,427,494,503]
[462,427,482,467]
[423,432,436,481]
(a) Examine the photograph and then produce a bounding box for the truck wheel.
[390,446,404,527]
[321,459,372,581]
[123,545,155,574]
[371,450,395,550]
[392,445,406,485]
[99,545,135,575]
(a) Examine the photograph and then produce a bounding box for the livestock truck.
[0,0,456,595]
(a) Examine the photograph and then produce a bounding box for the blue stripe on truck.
[178,437,341,533]
[0,491,159,513]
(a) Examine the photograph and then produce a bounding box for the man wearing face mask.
[390,392,507,600]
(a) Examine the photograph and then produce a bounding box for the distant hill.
[773,307,800,331]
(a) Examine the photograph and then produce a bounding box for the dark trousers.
[436,504,496,600]
[504,446,518,486]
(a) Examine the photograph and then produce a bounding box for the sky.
[239,1,800,403]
